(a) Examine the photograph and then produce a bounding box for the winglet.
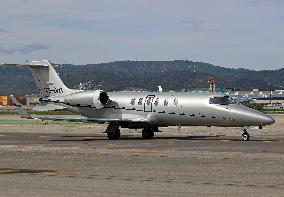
[10,95,32,119]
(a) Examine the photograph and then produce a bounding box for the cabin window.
[138,98,143,105]
[174,98,178,106]
[130,98,136,105]
[154,98,159,106]
[164,99,168,106]
[209,96,235,105]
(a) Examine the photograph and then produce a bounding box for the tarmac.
[0,115,283,197]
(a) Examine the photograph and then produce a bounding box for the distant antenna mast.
[269,70,272,105]
[208,76,216,92]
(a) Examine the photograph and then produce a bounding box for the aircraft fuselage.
[70,91,274,128]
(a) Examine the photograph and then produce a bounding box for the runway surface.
[0,115,283,196]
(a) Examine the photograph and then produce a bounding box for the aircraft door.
[144,95,155,112]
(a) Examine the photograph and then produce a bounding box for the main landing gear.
[142,127,157,139]
[106,124,159,140]
[106,122,120,140]
[241,129,250,141]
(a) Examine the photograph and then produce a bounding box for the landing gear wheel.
[142,128,154,139]
[107,131,120,140]
[106,122,121,140]
[241,130,250,141]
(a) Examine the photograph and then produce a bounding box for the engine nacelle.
[65,90,109,109]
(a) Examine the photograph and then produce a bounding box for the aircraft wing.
[10,95,148,124]
[33,116,148,123]
[32,103,66,112]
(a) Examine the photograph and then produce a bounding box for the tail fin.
[0,60,79,98]
[25,60,74,98]
[2,60,77,98]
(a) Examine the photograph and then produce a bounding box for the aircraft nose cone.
[230,105,275,126]
[261,115,275,125]
[252,113,275,126]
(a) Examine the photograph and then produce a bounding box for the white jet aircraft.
[2,60,275,141]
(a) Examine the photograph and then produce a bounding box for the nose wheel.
[241,130,250,141]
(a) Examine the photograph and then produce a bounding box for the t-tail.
[3,60,79,98]
[24,60,77,98]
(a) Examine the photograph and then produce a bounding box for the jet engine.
[65,90,109,109]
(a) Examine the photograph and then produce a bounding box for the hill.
[0,60,283,96]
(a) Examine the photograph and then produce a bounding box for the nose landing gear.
[241,130,250,141]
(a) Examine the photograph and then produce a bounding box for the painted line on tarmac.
[220,140,230,142]
[142,142,151,145]
[260,138,273,143]
[38,136,49,138]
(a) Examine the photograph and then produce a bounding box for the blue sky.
[0,0,283,70]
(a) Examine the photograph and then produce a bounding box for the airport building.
[182,88,284,105]
[0,96,12,106]
[0,95,39,107]
[227,90,284,105]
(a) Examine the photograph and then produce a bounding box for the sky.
[0,0,284,70]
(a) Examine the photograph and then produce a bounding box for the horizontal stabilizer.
[0,60,50,68]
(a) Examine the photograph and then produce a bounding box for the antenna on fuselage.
[208,76,216,92]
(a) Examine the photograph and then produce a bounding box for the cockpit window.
[209,96,236,105]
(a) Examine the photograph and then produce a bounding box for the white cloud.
[0,28,9,34]
[0,43,49,54]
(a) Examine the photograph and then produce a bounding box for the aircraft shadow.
[49,134,278,142]
[50,135,235,142]
[228,139,278,142]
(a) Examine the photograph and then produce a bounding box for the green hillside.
[0,60,283,96]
